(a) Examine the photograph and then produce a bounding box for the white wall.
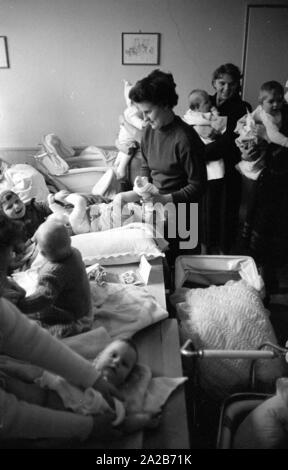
[0,0,284,149]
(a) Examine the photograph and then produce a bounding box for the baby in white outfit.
[114,80,148,180]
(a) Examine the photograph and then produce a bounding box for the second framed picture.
[122,33,160,65]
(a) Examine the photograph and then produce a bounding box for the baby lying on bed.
[48,181,159,235]
[37,338,161,433]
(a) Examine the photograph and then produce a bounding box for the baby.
[235,81,288,180]
[17,219,92,338]
[183,89,227,180]
[47,187,156,234]
[114,80,148,180]
[183,89,227,142]
[0,189,51,269]
[38,338,160,433]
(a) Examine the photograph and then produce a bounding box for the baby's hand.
[121,411,162,433]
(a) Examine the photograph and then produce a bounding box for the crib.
[51,154,108,193]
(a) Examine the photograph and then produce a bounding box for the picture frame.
[122,33,160,65]
[0,36,9,68]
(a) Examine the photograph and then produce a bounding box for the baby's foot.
[54,190,71,204]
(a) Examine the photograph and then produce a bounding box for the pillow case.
[71,222,167,265]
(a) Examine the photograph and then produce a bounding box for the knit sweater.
[18,247,91,323]
[0,297,100,440]
[140,115,207,203]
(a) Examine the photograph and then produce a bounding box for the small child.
[0,189,51,269]
[47,186,158,234]
[17,219,92,338]
[235,81,288,180]
[114,80,147,180]
[183,89,227,253]
[38,338,160,433]
[183,89,227,146]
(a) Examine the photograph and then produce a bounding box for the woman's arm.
[0,297,100,388]
[0,387,93,441]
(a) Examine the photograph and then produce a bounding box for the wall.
[0,0,285,151]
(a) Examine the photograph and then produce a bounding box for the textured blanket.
[174,280,288,398]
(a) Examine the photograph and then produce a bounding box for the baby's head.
[0,190,26,220]
[35,219,72,262]
[188,89,212,113]
[259,81,284,116]
[93,339,138,387]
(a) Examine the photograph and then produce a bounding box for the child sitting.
[17,219,92,338]
[0,189,51,269]
[114,80,147,180]
[37,338,161,433]
[235,81,288,180]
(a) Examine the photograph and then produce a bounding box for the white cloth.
[183,109,226,180]
[0,163,49,203]
[251,106,288,147]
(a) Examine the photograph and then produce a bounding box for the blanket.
[12,270,168,339]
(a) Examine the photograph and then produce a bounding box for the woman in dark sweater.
[126,69,207,265]
[204,63,252,253]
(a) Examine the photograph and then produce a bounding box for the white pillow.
[71,223,166,265]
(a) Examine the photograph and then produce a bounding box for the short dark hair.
[0,214,22,249]
[259,81,284,103]
[212,63,242,88]
[129,69,178,108]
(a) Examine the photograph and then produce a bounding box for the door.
[242,5,288,108]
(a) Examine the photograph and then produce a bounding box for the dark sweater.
[206,94,252,167]
[140,115,207,203]
[22,199,52,241]
[18,247,91,321]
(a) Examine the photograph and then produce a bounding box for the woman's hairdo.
[129,69,178,108]
[212,63,242,86]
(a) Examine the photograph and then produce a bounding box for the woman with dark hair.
[120,69,207,265]
[202,63,252,253]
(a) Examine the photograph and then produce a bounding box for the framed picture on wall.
[0,36,9,68]
[122,33,160,65]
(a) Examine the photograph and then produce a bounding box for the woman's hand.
[3,278,26,304]
[240,140,268,162]
[150,193,173,205]
[89,410,123,441]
